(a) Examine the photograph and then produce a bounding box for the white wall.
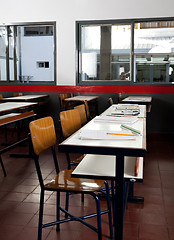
[1,0,174,85]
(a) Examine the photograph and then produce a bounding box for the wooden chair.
[29,116,113,240]
[74,104,87,126]
[108,97,114,106]
[0,94,3,99]
[118,93,123,102]
[59,93,68,111]
[59,109,84,169]
[13,92,23,97]
[59,93,76,111]
[84,100,92,121]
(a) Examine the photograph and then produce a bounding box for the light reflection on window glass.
[134,21,174,83]
[81,24,131,81]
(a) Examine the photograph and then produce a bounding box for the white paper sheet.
[94,115,138,124]
[79,129,137,140]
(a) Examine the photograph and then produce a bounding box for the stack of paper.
[94,115,138,124]
[79,129,137,140]
[111,109,140,116]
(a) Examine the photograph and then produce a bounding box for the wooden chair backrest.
[84,100,90,119]
[118,93,122,102]
[74,104,87,125]
[0,94,3,99]
[59,93,68,109]
[60,109,81,139]
[13,92,23,97]
[29,116,56,155]
[108,97,113,106]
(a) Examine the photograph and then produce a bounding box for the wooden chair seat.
[45,169,105,192]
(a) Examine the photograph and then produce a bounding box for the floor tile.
[139,224,169,240]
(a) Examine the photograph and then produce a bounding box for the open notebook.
[79,129,138,140]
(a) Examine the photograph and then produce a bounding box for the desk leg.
[0,155,7,177]
[128,182,144,203]
[115,154,124,240]
[95,99,98,115]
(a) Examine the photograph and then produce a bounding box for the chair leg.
[0,155,7,177]
[38,189,44,240]
[81,193,84,202]
[105,181,113,239]
[65,192,69,218]
[56,191,60,231]
[91,193,102,240]
[111,180,115,225]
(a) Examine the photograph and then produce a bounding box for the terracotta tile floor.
[0,132,173,240]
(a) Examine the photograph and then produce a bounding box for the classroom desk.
[0,102,37,176]
[59,109,146,240]
[64,95,99,115]
[121,96,152,104]
[0,102,37,113]
[1,94,48,102]
[121,96,152,113]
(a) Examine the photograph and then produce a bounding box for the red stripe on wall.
[0,85,174,94]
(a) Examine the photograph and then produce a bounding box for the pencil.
[107,132,137,137]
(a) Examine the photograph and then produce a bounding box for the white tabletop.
[64,95,98,102]
[2,94,48,101]
[122,96,152,103]
[0,102,37,114]
[59,115,146,154]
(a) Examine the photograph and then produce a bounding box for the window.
[77,18,174,85]
[37,61,49,68]
[0,22,56,84]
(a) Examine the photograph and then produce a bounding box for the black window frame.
[76,17,174,86]
[0,21,56,85]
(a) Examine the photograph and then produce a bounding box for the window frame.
[76,17,174,86]
[0,21,56,85]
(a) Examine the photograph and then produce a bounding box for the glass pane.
[9,26,15,81]
[134,21,174,83]
[0,26,7,81]
[81,26,100,80]
[39,26,53,35]
[80,24,131,81]
[16,25,54,82]
[111,25,131,80]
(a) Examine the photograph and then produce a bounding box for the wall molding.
[0,85,174,94]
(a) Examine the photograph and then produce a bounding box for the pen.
[107,132,137,136]
[121,124,141,135]
[106,115,122,117]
